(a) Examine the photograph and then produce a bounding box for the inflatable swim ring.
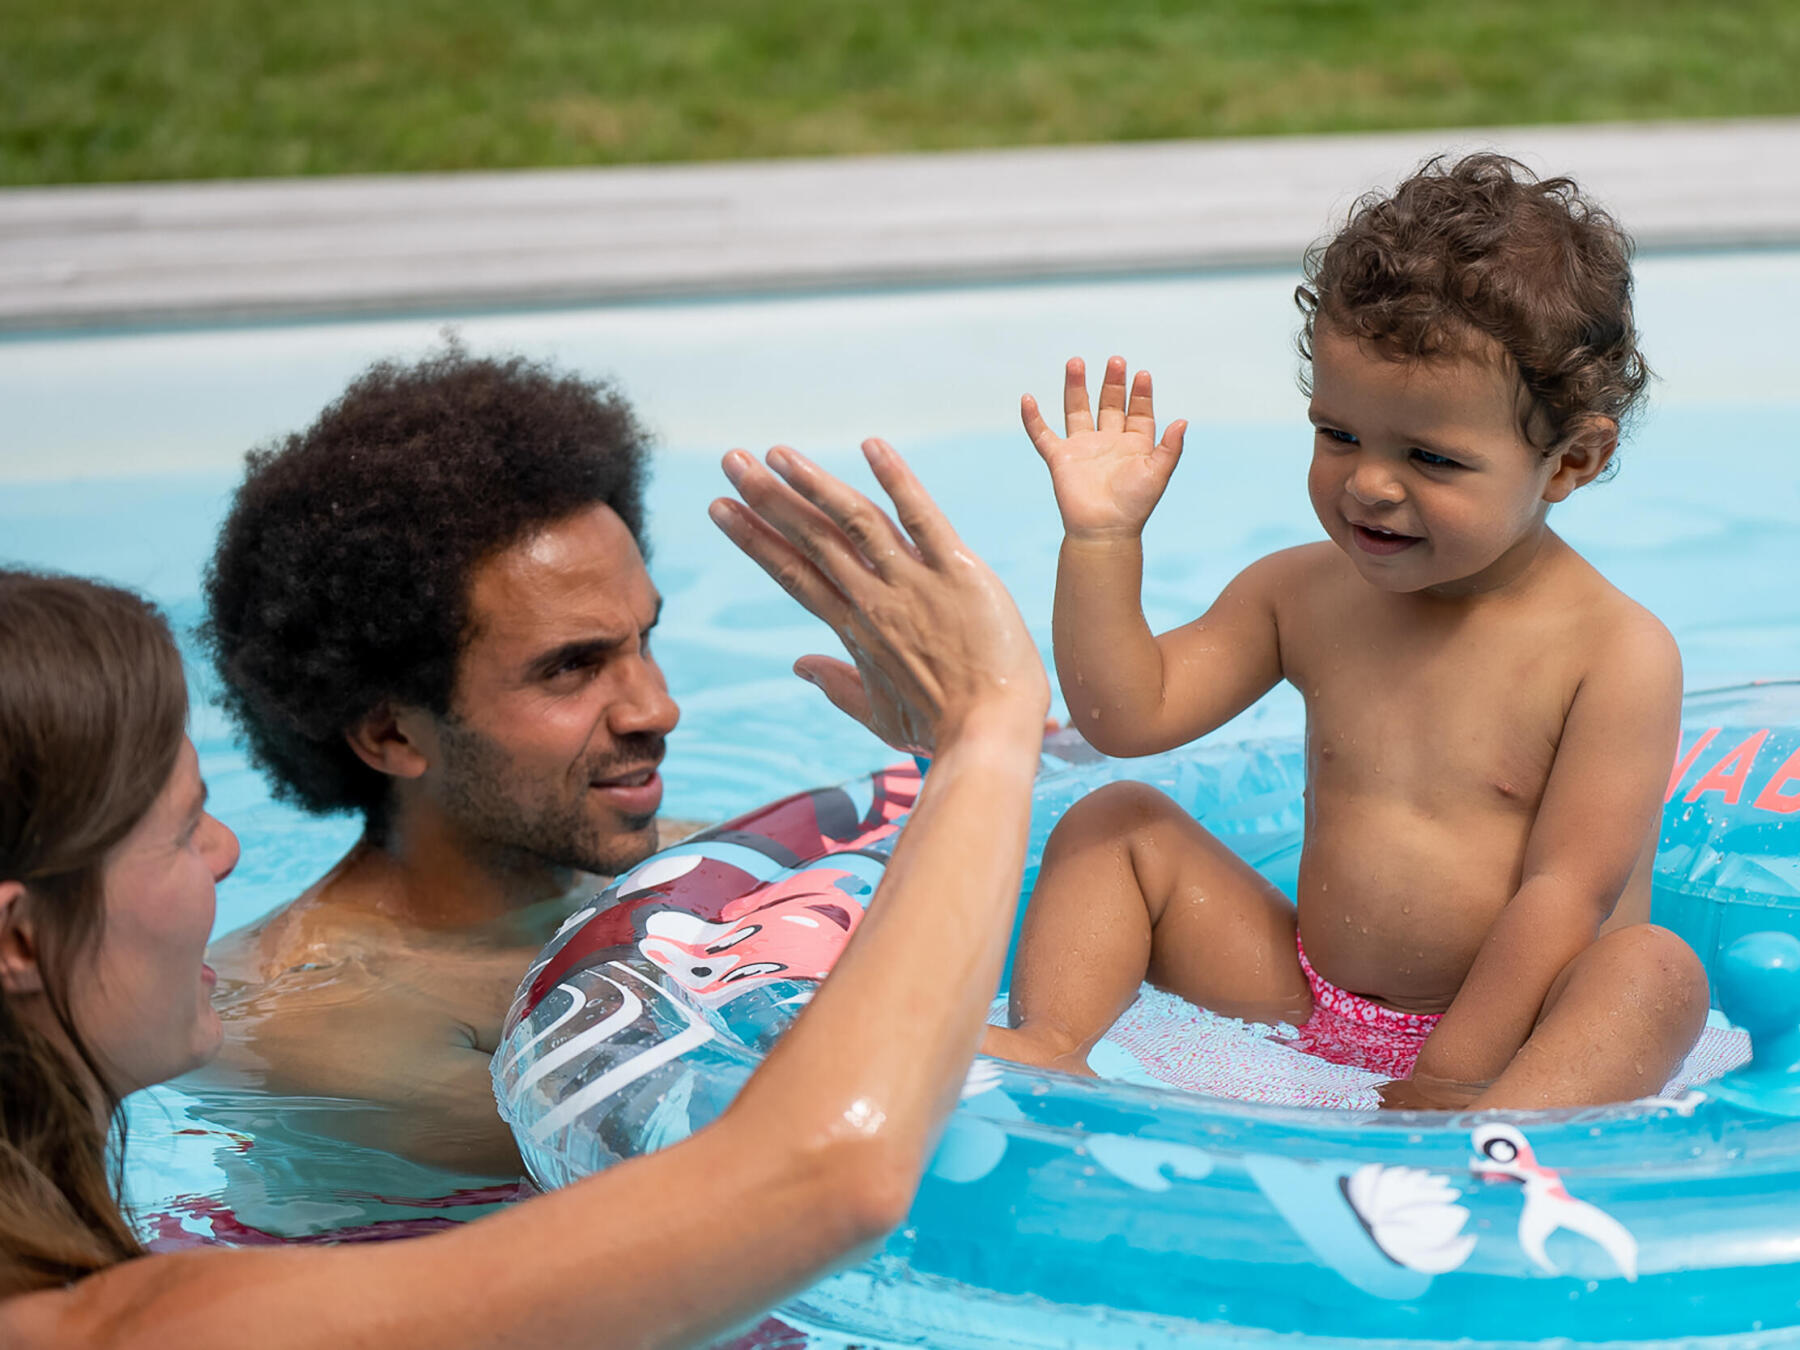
[495,682,1800,1348]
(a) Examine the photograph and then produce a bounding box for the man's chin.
[572,814,662,881]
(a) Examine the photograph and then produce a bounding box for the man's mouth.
[590,763,665,816]
[594,767,657,788]
[1349,521,1422,556]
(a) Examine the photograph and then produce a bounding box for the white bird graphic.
[1342,1164,1477,1274]
[1470,1123,1638,1282]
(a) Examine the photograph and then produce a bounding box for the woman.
[0,440,1050,1348]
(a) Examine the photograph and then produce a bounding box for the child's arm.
[1023,356,1283,758]
[1394,613,1684,1109]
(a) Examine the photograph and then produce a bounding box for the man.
[202,346,692,1177]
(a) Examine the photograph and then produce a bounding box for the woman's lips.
[1351,523,1421,556]
[591,768,664,816]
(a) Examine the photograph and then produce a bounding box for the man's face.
[427,503,679,879]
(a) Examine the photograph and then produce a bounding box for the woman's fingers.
[794,655,875,729]
[723,449,874,587]
[708,496,855,632]
[766,446,919,577]
[1095,355,1129,432]
[1062,357,1093,435]
[859,439,958,568]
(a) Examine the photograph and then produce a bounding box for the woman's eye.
[1318,427,1357,445]
[1412,448,1461,469]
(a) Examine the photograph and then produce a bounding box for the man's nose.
[1346,458,1405,506]
[610,656,680,737]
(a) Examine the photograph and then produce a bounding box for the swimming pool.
[3,249,1798,1343]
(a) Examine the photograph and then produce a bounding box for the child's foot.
[981,1024,1097,1077]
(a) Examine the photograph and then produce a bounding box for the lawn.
[5,0,1799,185]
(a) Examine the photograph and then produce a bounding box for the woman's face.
[79,737,239,1096]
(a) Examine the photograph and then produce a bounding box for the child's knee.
[1051,780,1187,845]
[1600,924,1710,1023]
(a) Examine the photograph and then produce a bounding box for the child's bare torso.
[1271,536,1656,1014]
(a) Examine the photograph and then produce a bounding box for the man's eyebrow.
[531,598,664,673]
[532,636,621,672]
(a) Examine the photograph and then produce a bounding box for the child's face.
[1306,324,1560,597]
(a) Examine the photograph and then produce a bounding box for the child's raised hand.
[1022,356,1188,541]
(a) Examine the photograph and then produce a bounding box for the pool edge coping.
[6,118,1800,334]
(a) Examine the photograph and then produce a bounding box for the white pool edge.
[5,118,1800,333]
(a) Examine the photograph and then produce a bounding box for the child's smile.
[1349,521,1422,556]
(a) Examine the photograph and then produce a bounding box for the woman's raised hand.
[711,440,1049,757]
[1021,356,1188,542]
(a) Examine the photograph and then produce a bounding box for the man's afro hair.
[203,344,651,823]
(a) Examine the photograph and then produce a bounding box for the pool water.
[3,251,1798,1342]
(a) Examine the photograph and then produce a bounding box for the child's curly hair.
[1296,153,1650,453]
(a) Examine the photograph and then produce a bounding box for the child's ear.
[1544,416,1619,503]
[344,702,434,781]
[0,881,45,996]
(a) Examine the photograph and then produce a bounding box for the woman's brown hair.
[0,570,189,1295]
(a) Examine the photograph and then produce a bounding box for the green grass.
[5,0,1800,185]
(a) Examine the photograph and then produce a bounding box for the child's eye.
[1412,448,1462,469]
[1317,427,1357,445]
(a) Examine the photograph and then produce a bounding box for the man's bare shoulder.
[207,842,404,984]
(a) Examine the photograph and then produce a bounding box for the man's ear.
[1544,416,1619,503]
[0,881,45,996]
[344,702,434,781]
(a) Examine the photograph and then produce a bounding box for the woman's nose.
[205,814,241,883]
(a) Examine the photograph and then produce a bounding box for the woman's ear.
[1544,416,1619,503]
[0,881,45,995]
[344,702,433,781]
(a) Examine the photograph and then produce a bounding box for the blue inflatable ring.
[495,682,1800,1348]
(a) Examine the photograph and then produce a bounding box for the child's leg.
[983,781,1311,1074]
[1472,924,1708,1110]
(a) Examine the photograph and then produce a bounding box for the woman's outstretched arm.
[0,439,1049,1350]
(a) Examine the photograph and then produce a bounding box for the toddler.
[984,154,1707,1111]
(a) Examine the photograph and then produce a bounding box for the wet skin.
[202,504,691,1176]
[990,344,1707,1109]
